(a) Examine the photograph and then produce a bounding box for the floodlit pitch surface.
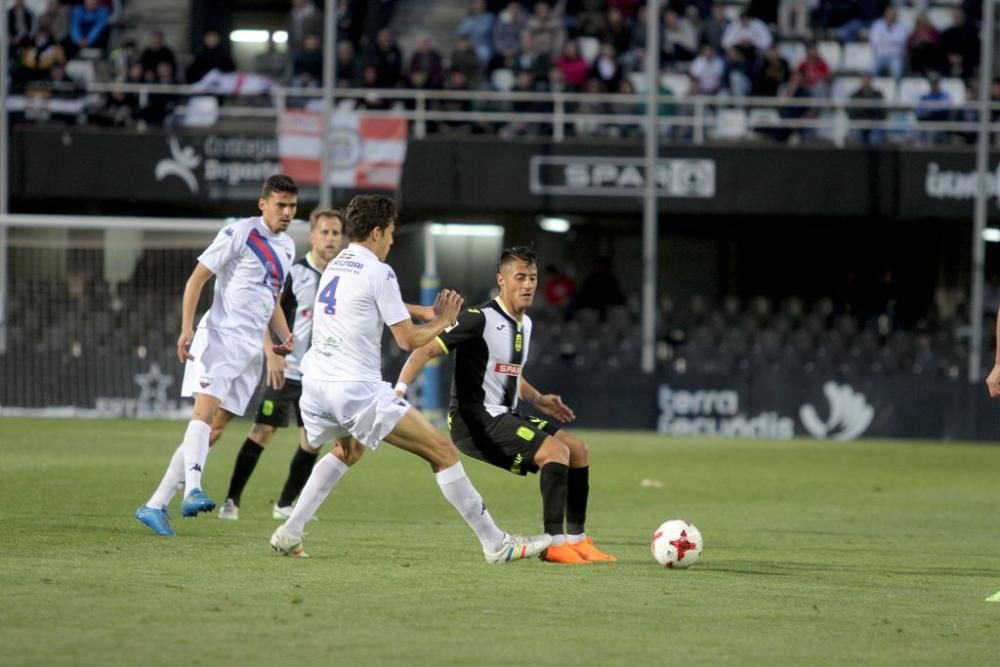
[1,418,997,666]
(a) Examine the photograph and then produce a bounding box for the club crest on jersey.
[495,362,521,376]
[199,376,212,388]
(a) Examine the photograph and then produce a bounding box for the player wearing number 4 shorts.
[268,195,550,563]
[396,246,617,564]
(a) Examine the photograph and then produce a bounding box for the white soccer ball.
[651,519,703,569]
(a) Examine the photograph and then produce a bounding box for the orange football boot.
[570,537,618,562]
[540,542,591,564]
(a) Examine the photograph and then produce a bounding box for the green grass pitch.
[1,417,998,666]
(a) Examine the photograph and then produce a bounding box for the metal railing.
[8,80,1000,147]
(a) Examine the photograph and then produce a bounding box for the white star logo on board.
[134,363,175,412]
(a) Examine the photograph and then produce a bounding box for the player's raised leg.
[383,407,551,564]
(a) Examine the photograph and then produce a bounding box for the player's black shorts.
[448,408,561,476]
[252,378,303,428]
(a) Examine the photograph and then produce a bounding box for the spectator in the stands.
[601,7,632,56]
[525,1,565,57]
[451,37,485,88]
[940,8,979,81]
[141,63,178,127]
[690,44,725,95]
[869,5,908,80]
[140,31,176,83]
[700,4,729,52]
[797,43,831,97]
[492,2,527,70]
[575,0,609,38]
[725,44,755,97]
[35,0,70,45]
[543,265,575,311]
[779,0,817,39]
[775,69,814,142]
[358,65,392,109]
[186,31,236,84]
[608,0,641,19]
[437,69,475,134]
[848,73,885,145]
[916,72,951,144]
[110,39,138,80]
[722,12,772,62]
[408,35,446,89]
[588,42,623,91]
[574,78,611,137]
[333,41,361,87]
[288,0,323,54]
[568,256,626,322]
[629,4,648,51]
[837,0,888,44]
[556,39,589,89]
[92,80,140,128]
[753,45,790,97]
[292,33,323,87]
[457,0,496,65]
[906,14,942,77]
[611,78,642,138]
[255,39,289,82]
[17,26,66,86]
[365,28,404,87]
[8,0,36,48]
[70,0,110,54]
[662,8,698,66]
[516,31,552,82]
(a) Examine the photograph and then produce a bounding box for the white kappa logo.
[155,136,201,194]
[799,382,874,441]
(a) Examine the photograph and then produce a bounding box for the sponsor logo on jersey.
[494,362,521,376]
[514,333,523,352]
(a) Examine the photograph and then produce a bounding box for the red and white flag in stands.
[278,110,407,190]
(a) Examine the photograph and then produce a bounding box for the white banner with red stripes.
[278,110,407,190]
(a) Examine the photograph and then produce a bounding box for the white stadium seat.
[660,73,690,98]
[842,42,873,72]
[578,36,600,65]
[182,95,220,127]
[490,68,515,92]
[817,41,842,72]
[927,7,954,31]
[778,41,806,69]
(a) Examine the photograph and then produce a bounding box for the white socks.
[146,444,185,509]
[181,420,212,492]
[435,462,505,552]
[284,454,350,537]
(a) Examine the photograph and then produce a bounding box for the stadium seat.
[747,108,779,134]
[712,108,748,139]
[927,7,954,30]
[65,59,96,86]
[660,73,689,98]
[778,41,806,69]
[897,77,930,106]
[490,68,515,92]
[578,36,600,65]
[628,71,647,93]
[841,42,873,72]
[182,95,220,127]
[896,6,917,31]
[940,77,967,105]
[817,41,842,71]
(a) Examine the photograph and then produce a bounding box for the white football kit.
[300,243,412,447]
[180,217,296,415]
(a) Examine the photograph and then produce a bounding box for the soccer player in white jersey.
[269,195,552,563]
[217,208,345,521]
[135,175,298,537]
[394,247,617,564]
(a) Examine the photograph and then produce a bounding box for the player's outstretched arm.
[986,306,1000,397]
[389,289,463,352]
[395,341,447,396]
[405,303,435,322]
[519,377,576,423]
[177,263,215,363]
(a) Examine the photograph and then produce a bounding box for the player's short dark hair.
[261,174,298,199]
[497,246,537,273]
[309,207,343,231]
[345,195,396,241]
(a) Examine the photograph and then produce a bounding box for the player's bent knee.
[250,424,276,447]
[560,431,589,464]
[535,436,570,467]
[333,439,365,466]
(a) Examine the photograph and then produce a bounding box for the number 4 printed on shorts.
[319,276,340,315]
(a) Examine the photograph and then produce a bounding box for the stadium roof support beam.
[1,4,9,354]
[970,0,996,382]
[641,0,661,374]
[320,0,336,210]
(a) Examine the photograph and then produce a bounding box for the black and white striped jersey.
[279,253,323,381]
[436,298,532,418]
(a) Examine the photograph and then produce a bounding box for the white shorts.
[300,377,411,449]
[180,328,262,416]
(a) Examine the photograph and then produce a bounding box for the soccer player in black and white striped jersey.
[395,246,617,564]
